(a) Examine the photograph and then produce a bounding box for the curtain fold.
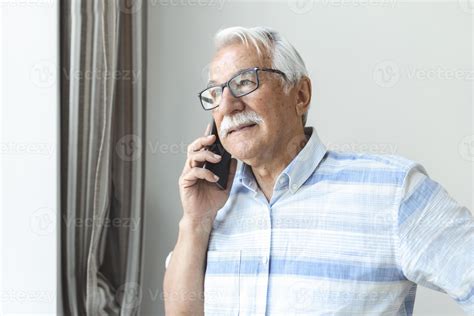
[60,1,146,315]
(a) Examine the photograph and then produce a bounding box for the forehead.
[208,43,271,85]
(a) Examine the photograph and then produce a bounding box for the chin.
[224,139,257,160]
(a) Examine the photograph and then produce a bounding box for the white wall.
[1,1,59,315]
[144,1,472,315]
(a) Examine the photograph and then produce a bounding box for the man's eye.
[238,79,254,86]
[210,88,220,98]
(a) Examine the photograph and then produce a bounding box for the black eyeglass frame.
[198,67,287,111]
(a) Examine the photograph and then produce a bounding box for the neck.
[249,129,309,198]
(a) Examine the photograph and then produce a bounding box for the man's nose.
[218,86,244,115]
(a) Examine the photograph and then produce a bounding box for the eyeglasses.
[198,67,287,111]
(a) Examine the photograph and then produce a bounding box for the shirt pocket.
[204,250,241,316]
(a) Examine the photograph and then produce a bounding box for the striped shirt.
[167,126,474,315]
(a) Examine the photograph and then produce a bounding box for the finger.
[189,150,221,168]
[187,134,216,154]
[180,167,219,188]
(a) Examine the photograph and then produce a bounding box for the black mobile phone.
[203,119,232,190]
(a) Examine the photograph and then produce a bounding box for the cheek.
[247,88,288,122]
[211,112,223,127]
[259,97,286,121]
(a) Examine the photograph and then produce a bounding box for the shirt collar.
[238,126,327,194]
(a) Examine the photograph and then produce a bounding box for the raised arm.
[163,123,237,315]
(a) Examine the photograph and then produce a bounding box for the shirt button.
[261,255,268,264]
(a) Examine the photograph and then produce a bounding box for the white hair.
[213,26,310,127]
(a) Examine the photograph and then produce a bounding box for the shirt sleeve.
[165,251,173,270]
[396,163,474,315]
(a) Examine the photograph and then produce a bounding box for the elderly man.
[163,26,473,315]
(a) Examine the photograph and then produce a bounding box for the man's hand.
[178,122,237,231]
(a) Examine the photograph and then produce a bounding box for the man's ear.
[294,76,311,119]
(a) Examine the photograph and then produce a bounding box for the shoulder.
[317,150,428,188]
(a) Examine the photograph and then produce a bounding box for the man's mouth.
[228,123,257,135]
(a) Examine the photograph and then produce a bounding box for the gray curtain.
[60,0,146,315]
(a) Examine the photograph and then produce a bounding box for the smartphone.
[203,119,232,190]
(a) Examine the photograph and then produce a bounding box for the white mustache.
[220,111,264,138]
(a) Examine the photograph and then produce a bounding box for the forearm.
[163,216,212,315]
